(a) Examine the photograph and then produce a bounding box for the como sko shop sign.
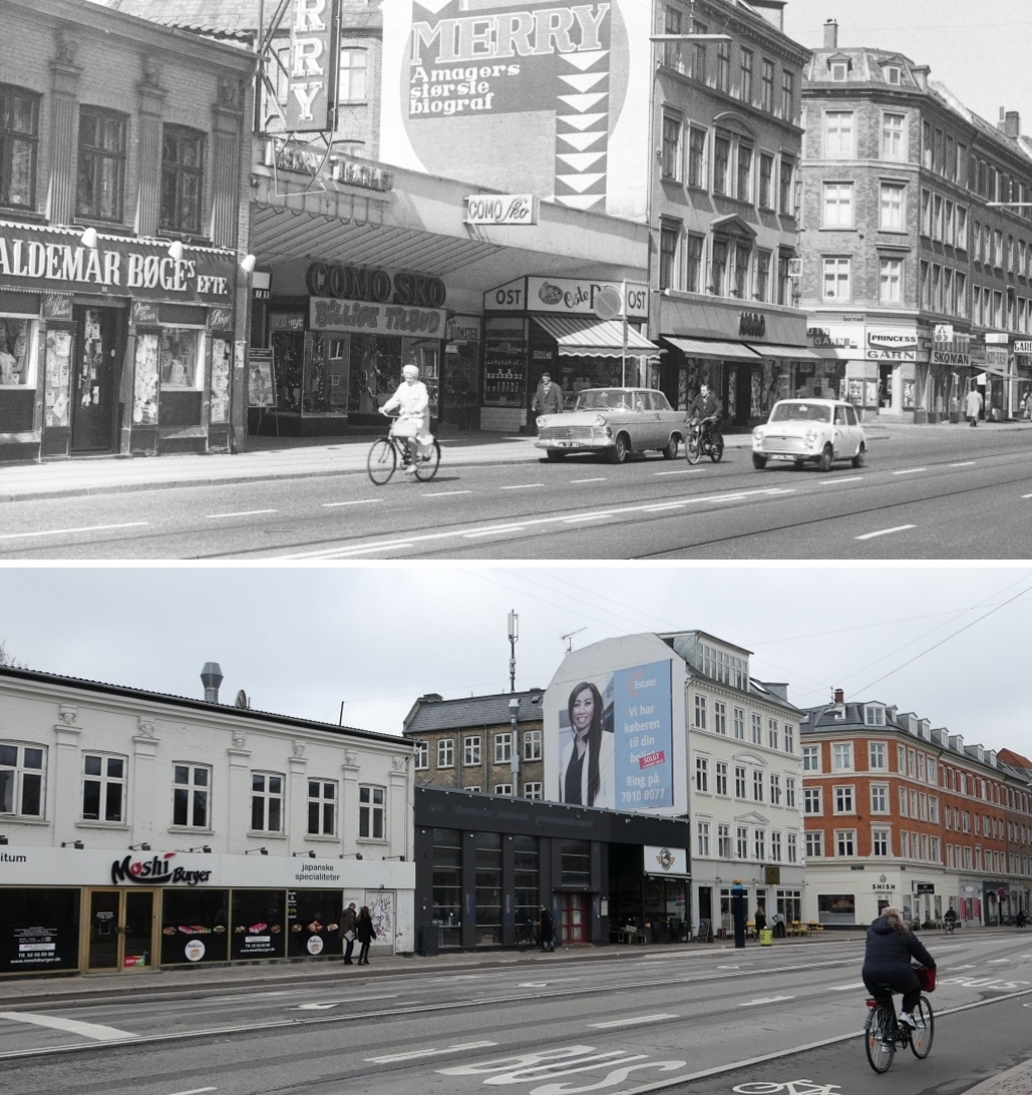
[0,227,235,302]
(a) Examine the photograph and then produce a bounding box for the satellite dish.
[235,690,249,709]
[593,285,624,321]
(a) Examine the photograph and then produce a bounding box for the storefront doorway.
[560,894,587,944]
[87,889,156,971]
[71,306,122,453]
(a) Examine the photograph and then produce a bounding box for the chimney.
[200,662,223,703]
[833,687,844,704]
[1006,111,1021,138]
[824,19,838,49]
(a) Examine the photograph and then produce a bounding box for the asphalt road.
[0,430,1030,559]
[2,932,1031,1095]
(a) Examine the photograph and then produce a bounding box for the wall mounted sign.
[310,296,446,336]
[485,276,648,319]
[465,194,539,225]
[283,0,341,132]
[739,311,767,339]
[866,328,918,361]
[41,293,73,320]
[305,263,447,308]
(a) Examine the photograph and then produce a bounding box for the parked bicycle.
[367,415,441,485]
[514,923,538,952]
[864,975,935,1073]
[685,416,724,464]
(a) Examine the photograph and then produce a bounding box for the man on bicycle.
[862,906,936,1030]
[943,906,958,932]
[380,364,434,474]
[686,384,723,448]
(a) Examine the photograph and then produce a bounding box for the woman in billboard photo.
[559,682,614,808]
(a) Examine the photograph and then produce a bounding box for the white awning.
[747,343,823,361]
[664,337,760,361]
[532,316,662,360]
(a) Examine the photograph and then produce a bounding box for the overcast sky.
[1,565,1030,756]
[784,0,1032,130]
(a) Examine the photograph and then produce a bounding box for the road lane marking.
[500,483,544,490]
[0,522,148,541]
[590,1014,679,1029]
[829,982,866,992]
[892,468,927,475]
[166,1089,216,1095]
[0,1012,138,1041]
[209,991,292,1002]
[950,461,976,467]
[820,476,863,484]
[988,959,1011,964]
[739,996,795,1007]
[655,469,702,476]
[563,513,613,523]
[322,499,384,507]
[571,477,608,483]
[207,509,277,519]
[1023,494,1032,499]
[423,491,472,497]
[463,525,526,538]
[366,1041,497,1063]
[856,524,916,541]
[644,502,688,512]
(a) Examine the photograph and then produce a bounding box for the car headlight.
[536,417,546,428]
[805,428,819,444]
[595,414,608,427]
[752,429,764,442]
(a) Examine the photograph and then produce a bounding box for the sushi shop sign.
[111,852,213,886]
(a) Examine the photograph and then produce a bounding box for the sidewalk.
[1,419,1026,505]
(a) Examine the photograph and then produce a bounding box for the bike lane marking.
[0,1012,138,1041]
[827,983,865,992]
[855,524,916,541]
[367,1040,498,1063]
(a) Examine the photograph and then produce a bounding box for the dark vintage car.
[535,388,685,463]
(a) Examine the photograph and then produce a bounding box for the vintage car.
[752,398,867,471]
[535,387,685,463]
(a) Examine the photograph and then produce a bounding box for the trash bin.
[420,925,440,956]
[759,928,773,946]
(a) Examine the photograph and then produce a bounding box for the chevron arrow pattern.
[554,50,609,212]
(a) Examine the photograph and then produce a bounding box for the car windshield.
[576,390,632,411]
[770,402,833,424]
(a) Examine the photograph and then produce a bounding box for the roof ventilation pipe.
[201,662,224,704]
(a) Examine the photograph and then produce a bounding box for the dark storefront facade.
[414,787,691,952]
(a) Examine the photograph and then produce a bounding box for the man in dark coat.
[538,905,555,952]
[532,372,563,425]
[338,902,357,964]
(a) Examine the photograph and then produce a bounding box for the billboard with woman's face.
[553,659,673,812]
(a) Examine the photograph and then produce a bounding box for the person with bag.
[355,905,377,965]
[338,902,357,965]
[537,905,555,952]
[862,906,936,1030]
[380,364,434,474]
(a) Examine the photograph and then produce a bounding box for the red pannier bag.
[914,965,937,993]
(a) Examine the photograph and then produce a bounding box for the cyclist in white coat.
[380,364,434,473]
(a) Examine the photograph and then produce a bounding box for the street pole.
[507,610,519,693]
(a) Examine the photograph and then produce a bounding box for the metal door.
[71,306,121,452]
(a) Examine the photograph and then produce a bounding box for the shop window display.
[288,889,342,958]
[303,333,349,413]
[349,334,439,418]
[0,317,34,386]
[230,889,286,960]
[0,888,80,975]
[160,327,201,389]
[160,888,229,965]
[271,326,304,411]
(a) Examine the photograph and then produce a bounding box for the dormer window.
[865,704,885,727]
[830,61,848,82]
[885,66,902,85]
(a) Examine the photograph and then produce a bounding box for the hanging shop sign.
[283,0,342,132]
[465,194,539,226]
[310,296,446,336]
[305,263,447,308]
[644,845,689,878]
[485,276,648,319]
[0,226,235,303]
[866,328,919,361]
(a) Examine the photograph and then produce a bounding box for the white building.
[0,664,414,976]
[542,631,805,936]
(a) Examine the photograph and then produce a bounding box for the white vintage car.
[535,388,685,463]
[752,398,867,471]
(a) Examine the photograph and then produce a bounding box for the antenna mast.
[561,627,587,654]
[507,611,519,693]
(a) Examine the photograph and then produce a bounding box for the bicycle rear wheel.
[413,441,441,482]
[865,1005,896,1073]
[709,431,724,463]
[909,997,934,1058]
[686,433,702,464]
[367,438,396,485]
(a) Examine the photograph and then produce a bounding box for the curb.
[959,1057,1032,1095]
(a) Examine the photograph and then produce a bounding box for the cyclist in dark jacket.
[686,385,723,447]
[862,907,936,1029]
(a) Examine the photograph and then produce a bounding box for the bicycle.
[685,416,724,465]
[514,923,538,952]
[367,416,441,485]
[943,917,957,935]
[863,982,934,1074]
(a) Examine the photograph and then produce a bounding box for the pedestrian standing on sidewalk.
[532,372,563,429]
[754,907,767,935]
[771,910,786,938]
[355,905,376,965]
[965,386,983,426]
[338,902,357,965]
[538,905,555,952]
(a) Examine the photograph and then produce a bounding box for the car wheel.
[606,434,629,464]
[661,436,679,459]
[752,453,767,470]
[817,444,834,473]
[852,444,866,468]
[545,449,566,462]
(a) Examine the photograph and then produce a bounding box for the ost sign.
[486,276,649,319]
[284,0,342,132]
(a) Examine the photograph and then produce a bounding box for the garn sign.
[285,0,342,132]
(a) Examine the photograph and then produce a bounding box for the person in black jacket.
[355,905,376,965]
[862,907,936,1029]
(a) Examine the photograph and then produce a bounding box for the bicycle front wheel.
[367,438,396,485]
[686,434,702,465]
[909,997,934,1058]
[865,1005,895,1074]
[413,441,441,482]
[709,431,724,463]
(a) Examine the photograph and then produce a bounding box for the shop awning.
[664,337,760,361]
[532,316,662,360]
[747,343,823,361]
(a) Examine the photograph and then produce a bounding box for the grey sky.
[784,0,1032,131]
[1,565,1030,757]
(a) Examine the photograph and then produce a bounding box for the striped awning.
[533,316,662,360]
[664,337,760,361]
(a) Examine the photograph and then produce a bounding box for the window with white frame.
[831,743,853,771]
[768,718,778,750]
[880,182,905,230]
[880,259,903,303]
[718,823,732,858]
[825,111,855,157]
[734,707,746,740]
[359,785,385,839]
[688,125,707,189]
[835,829,856,856]
[771,831,782,861]
[870,784,889,813]
[0,742,45,817]
[930,836,940,863]
[713,134,730,195]
[463,736,481,766]
[869,742,887,769]
[802,745,820,772]
[339,48,368,101]
[785,776,796,808]
[696,756,710,793]
[694,694,707,729]
[713,701,727,735]
[783,724,795,753]
[865,705,885,727]
[752,713,763,744]
[823,182,853,227]
[754,828,766,860]
[437,739,454,768]
[307,779,337,837]
[834,785,854,813]
[929,796,939,823]
[83,753,127,823]
[872,828,890,856]
[698,819,711,856]
[823,257,851,301]
[737,825,749,858]
[787,831,798,863]
[804,787,822,815]
[661,112,682,180]
[735,765,747,798]
[494,733,512,764]
[464,786,481,793]
[882,112,906,160]
[172,764,210,829]
[715,761,728,796]
[250,772,283,833]
[494,783,513,796]
[901,830,910,858]
[805,830,824,857]
[770,773,781,805]
[413,741,429,770]
[660,223,680,291]
[899,786,908,816]
[753,770,764,802]
[523,729,542,761]
[524,782,543,800]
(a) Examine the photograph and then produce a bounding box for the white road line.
[423,491,472,497]
[165,1089,216,1095]
[828,982,866,992]
[988,959,1011,964]
[820,476,863,484]
[1023,494,1032,499]
[500,483,544,490]
[463,526,526,538]
[739,996,794,1007]
[590,1014,679,1029]
[570,477,608,483]
[322,499,384,507]
[655,469,701,476]
[0,522,148,541]
[0,1012,138,1041]
[950,461,976,467]
[207,509,277,519]
[892,468,927,476]
[563,513,613,523]
[644,502,688,512]
[856,524,916,541]
[366,1041,497,1064]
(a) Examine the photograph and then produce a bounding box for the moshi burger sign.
[111,852,212,887]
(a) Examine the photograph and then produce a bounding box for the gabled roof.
[403,689,545,735]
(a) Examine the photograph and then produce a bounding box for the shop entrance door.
[71,305,121,453]
[87,889,156,971]
[560,894,587,944]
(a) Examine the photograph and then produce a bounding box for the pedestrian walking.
[771,910,786,938]
[532,372,563,426]
[965,386,983,426]
[338,902,357,965]
[538,904,555,952]
[754,907,767,934]
[355,905,376,965]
